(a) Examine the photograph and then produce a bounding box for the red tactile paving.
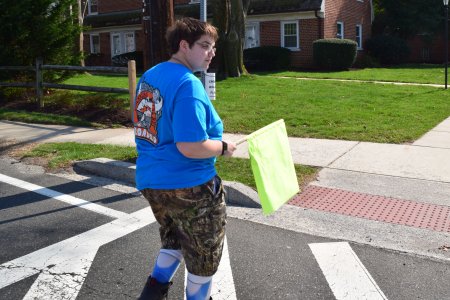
[289,186,450,233]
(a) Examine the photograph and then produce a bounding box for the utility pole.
[200,0,207,86]
[142,0,174,70]
[199,0,216,100]
[445,0,449,89]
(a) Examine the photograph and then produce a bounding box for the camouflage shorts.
[141,176,226,276]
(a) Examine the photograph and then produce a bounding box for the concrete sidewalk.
[1,118,450,201]
[1,118,450,261]
[1,118,450,183]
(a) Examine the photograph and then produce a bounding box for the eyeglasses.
[195,42,216,53]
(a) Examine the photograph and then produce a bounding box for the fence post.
[35,57,44,108]
[128,60,136,122]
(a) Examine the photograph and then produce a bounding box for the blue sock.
[151,249,183,283]
[186,273,212,300]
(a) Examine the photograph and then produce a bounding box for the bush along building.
[82,0,374,70]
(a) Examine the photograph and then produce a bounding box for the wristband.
[221,141,228,156]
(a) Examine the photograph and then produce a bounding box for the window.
[421,48,431,61]
[281,21,299,50]
[124,32,135,53]
[88,0,98,15]
[356,25,362,49]
[90,34,100,54]
[111,33,121,56]
[190,0,200,3]
[337,22,344,39]
[111,31,136,56]
[245,23,260,49]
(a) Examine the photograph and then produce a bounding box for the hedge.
[244,46,291,71]
[365,35,410,65]
[313,39,357,70]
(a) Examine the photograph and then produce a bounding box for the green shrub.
[244,46,291,71]
[365,35,410,65]
[353,54,381,69]
[0,87,31,102]
[313,39,357,70]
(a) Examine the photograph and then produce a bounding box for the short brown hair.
[166,17,218,55]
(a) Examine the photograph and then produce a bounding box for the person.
[133,17,236,300]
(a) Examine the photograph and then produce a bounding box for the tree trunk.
[143,0,173,69]
[77,0,85,67]
[212,0,250,79]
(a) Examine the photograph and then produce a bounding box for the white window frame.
[110,31,136,57]
[337,21,344,39]
[356,24,363,50]
[244,22,260,49]
[189,0,200,3]
[90,34,100,54]
[88,0,98,15]
[124,32,136,53]
[111,33,121,56]
[281,21,299,51]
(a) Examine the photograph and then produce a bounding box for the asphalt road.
[1,157,449,300]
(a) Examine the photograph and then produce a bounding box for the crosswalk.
[0,173,387,300]
[310,242,387,300]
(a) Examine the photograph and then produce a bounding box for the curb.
[73,158,261,209]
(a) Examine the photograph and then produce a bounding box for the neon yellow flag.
[247,119,300,215]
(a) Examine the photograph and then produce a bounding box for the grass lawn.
[63,73,134,90]
[0,108,96,127]
[263,64,444,84]
[61,69,450,143]
[21,142,317,189]
[21,142,137,169]
[6,65,449,188]
[214,75,450,143]
[5,68,450,143]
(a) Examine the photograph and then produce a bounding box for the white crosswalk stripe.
[1,173,389,300]
[0,207,155,299]
[183,236,237,300]
[0,173,238,299]
[309,242,388,300]
[0,173,128,219]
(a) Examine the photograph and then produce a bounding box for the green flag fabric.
[247,119,300,215]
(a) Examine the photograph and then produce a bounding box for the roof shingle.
[247,0,323,15]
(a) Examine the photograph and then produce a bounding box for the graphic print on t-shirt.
[134,82,163,145]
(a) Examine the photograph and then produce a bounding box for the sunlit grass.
[261,64,444,84]
[3,64,450,144]
[0,108,96,127]
[214,75,450,143]
[22,142,318,188]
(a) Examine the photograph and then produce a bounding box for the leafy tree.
[211,0,250,79]
[373,0,444,38]
[0,0,81,81]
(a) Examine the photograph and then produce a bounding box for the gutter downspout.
[315,10,323,39]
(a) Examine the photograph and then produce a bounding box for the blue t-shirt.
[133,62,223,189]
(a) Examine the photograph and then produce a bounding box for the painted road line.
[309,242,388,300]
[0,207,155,300]
[0,173,128,219]
[184,236,236,300]
[211,236,237,299]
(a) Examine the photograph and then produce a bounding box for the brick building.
[83,0,374,70]
[407,34,447,64]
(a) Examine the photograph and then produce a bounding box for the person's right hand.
[222,141,236,157]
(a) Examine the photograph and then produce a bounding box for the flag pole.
[235,136,247,145]
[235,119,284,146]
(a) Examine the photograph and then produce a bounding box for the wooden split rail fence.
[0,58,137,119]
